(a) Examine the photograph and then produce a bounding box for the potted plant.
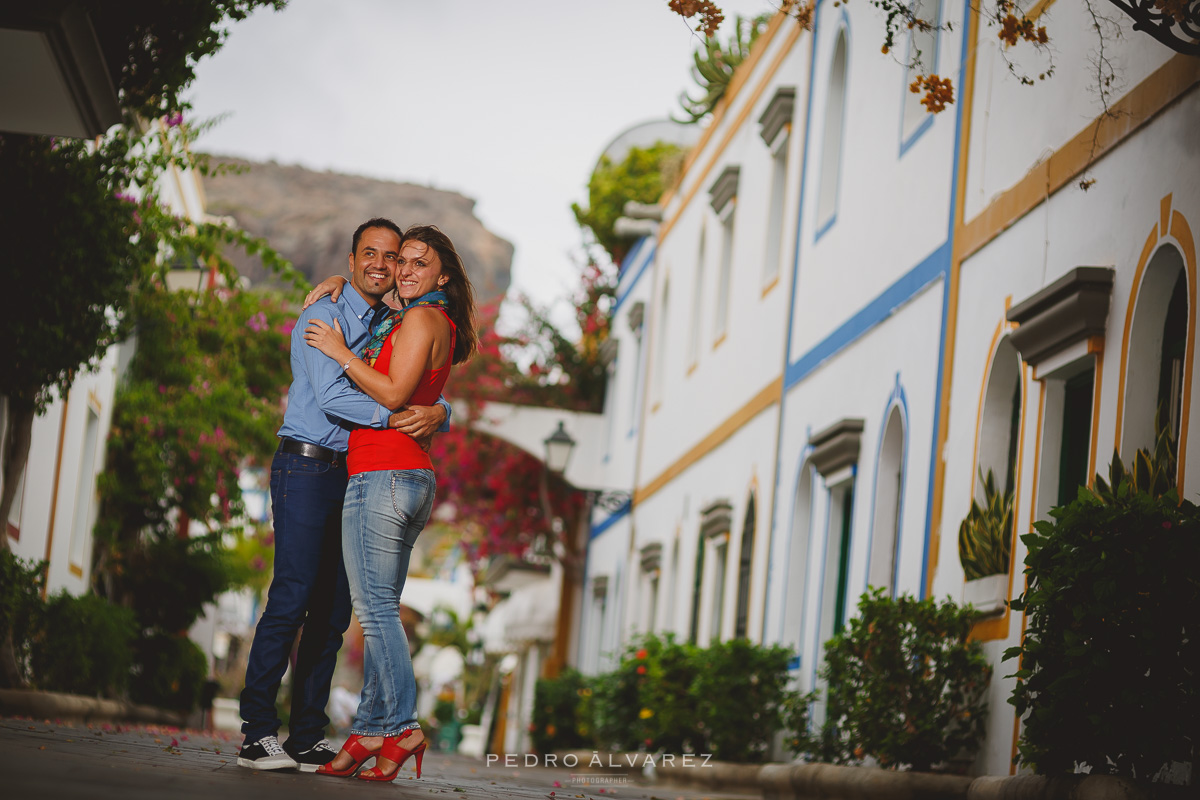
[1006,431,1198,785]
[957,469,1013,614]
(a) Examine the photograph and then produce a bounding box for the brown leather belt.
[279,438,347,465]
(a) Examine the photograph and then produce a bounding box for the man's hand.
[303,275,349,309]
[388,403,449,452]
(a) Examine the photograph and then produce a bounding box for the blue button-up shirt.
[277,283,450,450]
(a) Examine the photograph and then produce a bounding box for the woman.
[302,225,477,781]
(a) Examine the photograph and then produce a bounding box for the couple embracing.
[236,219,477,782]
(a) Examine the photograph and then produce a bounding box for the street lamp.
[543,421,576,476]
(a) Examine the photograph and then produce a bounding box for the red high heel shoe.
[315,734,380,777]
[358,732,427,782]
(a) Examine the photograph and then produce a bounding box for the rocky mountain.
[199,156,512,301]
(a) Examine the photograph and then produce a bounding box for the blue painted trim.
[763,0,826,645]
[614,238,656,312]
[813,211,838,242]
[899,114,935,158]
[918,0,974,600]
[785,240,949,388]
[590,498,632,540]
[618,236,647,280]
[862,375,910,598]
[896,0,942,158]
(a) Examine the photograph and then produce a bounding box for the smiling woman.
[300,223,479,782]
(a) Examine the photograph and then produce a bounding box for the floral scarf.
[359,291,449,369]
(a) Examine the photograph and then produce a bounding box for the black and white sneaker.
[237,735,298,770]
[284,738,338,773]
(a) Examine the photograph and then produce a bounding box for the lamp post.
[543,421,576,477]
[539,421,578,679]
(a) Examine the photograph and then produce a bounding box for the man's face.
[347,226,400,302]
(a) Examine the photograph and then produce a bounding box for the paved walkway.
[0,717,757,800]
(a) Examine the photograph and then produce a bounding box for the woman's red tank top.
[347,308,455,475]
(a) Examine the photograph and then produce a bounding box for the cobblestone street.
[0,718,757,800]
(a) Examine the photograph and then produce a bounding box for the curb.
[555,752,1162,800]
[0,688,189,727]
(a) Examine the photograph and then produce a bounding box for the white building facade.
[576,2,1199,776]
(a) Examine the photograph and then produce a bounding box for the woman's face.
[395,240,447,301]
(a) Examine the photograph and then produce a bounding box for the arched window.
[1122,245,1188,461]
[978,338,1023,499]
[782,462,815,654]
[868,405,905,593]
[816,30,848,232]
[734,493,757,638]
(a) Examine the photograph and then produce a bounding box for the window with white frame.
[714,209,735,340]
[868,406,905,593]
[69,406,102,572]
[757,86,795,288]
[707,166,739,341]
[650,279,670,406]
[902,0,941,141]
[816,31,848,231]
[709,537,729,642]
[688,226,707,365]
[763,139,789,287]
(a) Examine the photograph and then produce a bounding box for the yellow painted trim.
[958,55,1200,263]
[42,398,71,601]
[712,332,728,351]
[651,401,662,415]
[687,362,699,377]
[761,274,781,298]
[926,0,982,599]
[659,11,791,210]
[1087,336,1105,486]
[635,377,783,505]
[1112,198,1197,490]
[68,563,83,578]
[659,22,806,243]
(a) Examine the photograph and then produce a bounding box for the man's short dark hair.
[351,217,403,255]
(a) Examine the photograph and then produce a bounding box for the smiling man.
[237,218,449,772]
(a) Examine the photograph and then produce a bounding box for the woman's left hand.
[304,317,353,363]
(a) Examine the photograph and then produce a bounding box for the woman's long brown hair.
[400,224,478,365]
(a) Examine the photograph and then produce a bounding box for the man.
[237,218,450,771]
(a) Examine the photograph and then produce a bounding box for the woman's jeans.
[342,469,436,737]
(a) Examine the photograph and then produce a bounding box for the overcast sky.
[187,0,773,326]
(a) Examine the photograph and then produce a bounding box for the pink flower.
[165,112,184,127]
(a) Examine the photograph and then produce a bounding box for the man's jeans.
[239,449,352,748]
[342,469,435,736]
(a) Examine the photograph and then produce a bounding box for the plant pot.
[963,573,1008,616]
